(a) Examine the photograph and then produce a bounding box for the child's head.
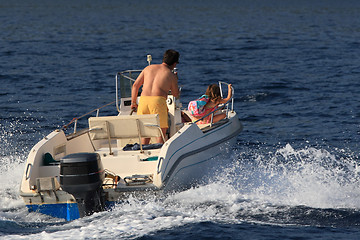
[205,84,222,103]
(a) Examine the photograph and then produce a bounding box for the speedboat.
[19,60,243,221]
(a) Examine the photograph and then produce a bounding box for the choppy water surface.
[1,0,360,239]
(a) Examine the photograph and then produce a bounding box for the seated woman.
[188,84,232,124]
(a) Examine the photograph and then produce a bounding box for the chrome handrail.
[62,101,115,133]
[218,81,234,112]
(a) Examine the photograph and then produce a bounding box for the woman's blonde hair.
[205,84,222,103]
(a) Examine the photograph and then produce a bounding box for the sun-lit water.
[1,0,360,239]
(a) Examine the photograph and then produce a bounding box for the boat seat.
[88,114,165,154]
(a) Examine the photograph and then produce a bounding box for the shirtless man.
[131,49,180,144]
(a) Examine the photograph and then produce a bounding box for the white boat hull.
[160,116,241,190]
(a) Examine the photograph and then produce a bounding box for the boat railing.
[193,81,234,127]
[62,101,116,133]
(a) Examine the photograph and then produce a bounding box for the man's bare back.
[134,63,179,99]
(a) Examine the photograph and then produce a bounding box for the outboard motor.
[60,153,105,218]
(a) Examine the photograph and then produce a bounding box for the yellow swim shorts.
[137,96,168,128]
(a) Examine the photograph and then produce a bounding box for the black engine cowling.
[60,152,105,217]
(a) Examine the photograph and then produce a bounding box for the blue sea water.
[1,0,360,239]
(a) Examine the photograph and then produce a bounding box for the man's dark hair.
[163,49,180,66]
